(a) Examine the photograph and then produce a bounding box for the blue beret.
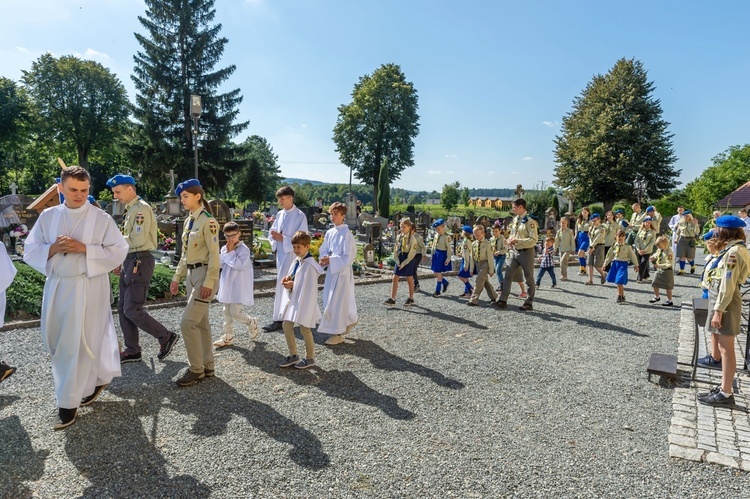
[642,216,652,222]
[87,195,96,204]
[175,178,201,196]
[106,174,135,187]
[682,209,692,215]
[431,218,445,228]
[614,209,623,214]
[589,213,600,220]
[462,225,473,234]
[646,206,655,212]
[715,215,746,229]
[702,230,715,241]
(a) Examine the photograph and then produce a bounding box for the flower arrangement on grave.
[309,238,323,258]
[161,237,176,250]
[252,240,268,260]
[9,224,28,239]
[352,260,362,275]
[252,211,263,222]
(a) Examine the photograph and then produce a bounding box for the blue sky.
[1,0,749,193]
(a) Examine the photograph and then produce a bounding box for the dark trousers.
[118,254,170,354]
[637,253,650,281]
[413,253,422,287]
[499,248,535,304]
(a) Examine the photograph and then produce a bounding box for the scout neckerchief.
[704,241,746,285]
[473,239,480,260]
[289,251,312,281]
[400,233,411,253]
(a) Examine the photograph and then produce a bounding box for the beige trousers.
[181,266,217,373]
[282,321,315,360]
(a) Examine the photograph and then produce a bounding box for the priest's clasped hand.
[53,235,86,255]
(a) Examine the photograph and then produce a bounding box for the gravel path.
[2,265,750,497]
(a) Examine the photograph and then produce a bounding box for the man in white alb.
[24,166,128,429]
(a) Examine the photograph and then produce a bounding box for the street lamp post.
[633,178,649,204]
[190,94,202,180]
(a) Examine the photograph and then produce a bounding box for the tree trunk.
[603,200,614,212]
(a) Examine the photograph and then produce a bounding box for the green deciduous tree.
[22,54,130,171]
[554,58,679,211]
[332,63,419,213]
[378,159,390,218]
[685,145,750,215]
[460,187,470,207]
[0,77,34,193]
[131,0,248,193]
[229,135,283,206]
[441,182,460,212]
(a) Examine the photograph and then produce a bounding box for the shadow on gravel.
[236,344,416,421]
[109,359,331,471]
[0,414,49,498]
[327,338,465,390]
[396,304,489,330]
[536,310,649,337]
[64,400,211,498]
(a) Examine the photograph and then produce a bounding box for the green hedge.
[4,261,185,322]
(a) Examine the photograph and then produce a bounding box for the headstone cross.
[9,181,18,195]
[167,169,177,192]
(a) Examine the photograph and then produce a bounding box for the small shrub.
[5,262,45,319]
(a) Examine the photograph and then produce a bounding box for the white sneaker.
[213,336,234,347]
[343,322,358,335]
[247,316,259,340]
[325,335,344,346]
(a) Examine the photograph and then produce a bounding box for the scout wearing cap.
[675,209,700,274]
[108,173,178,364]
[645,206,662,234]
[698,214,750,407]
[456,225,476,297]
[171,178,221,386]
[430,218,453,296]
[496,198,538,310]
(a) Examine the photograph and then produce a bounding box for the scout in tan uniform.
[645,206,662,234]
[648,236,674,306]
[170,179,220,387]
[697,216,750,407]
[634,217,656,282]
[467,225,501,307]
[108,174,178,364]
[575,207,591,275]
[585,213,607,285]
[496,198,539,311]
[675,210,700,274]
[490,222,508,290]
[429,219,453,297]
[554,217,575,280]
[411,225,426,292]
[629,203,647,236]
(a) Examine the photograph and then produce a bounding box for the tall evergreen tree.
[333,63,419,213]
[131,0,248,193]
[377,159,390,218]
[554,58,679,211]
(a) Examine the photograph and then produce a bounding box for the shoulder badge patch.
[209,220,218,236]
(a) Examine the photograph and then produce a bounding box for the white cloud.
[511,171,520,175]
[74,48,110,60]
[301,124,307,128]
[522,156,533,161]
[487,171,496,176]
[444,154,457,159]
[542,121,559,128]
[427,170,442,175]
[15,46,29,53]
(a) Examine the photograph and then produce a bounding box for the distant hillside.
[283,178,327,186]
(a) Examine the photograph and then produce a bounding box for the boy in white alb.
[213,222,259,347]
[262,186,309,332]
[278,231,323,370]
[317,202,358,346]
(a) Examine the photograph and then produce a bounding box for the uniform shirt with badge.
[490,234,507,255]
[472,238,494,266]
[588,224,606,246]
[709,240,750,313]
[173,207,221,290]
[634,228,656,253]
[554,227,575,253]
[510,212,539,250]
[121,196,157,252]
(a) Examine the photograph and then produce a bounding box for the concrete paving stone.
[717,447,740,458]
[671,425,695,438]
[668,445,704,462]
[697,443,717,452]
[668,434,697,447]
[705,452,740,469]
[670,417,696,429]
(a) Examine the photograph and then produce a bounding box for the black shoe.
[616,295,623,303]
[697,386,721,400]
[432,292,441,297]
[697,355,722,368]
[690,266,696,274]
[204,367,215,378]
[442,281,449,293]
[262,321,283,332]
[0,361,16,382]
[519,303,533,311]
[176,369,205,387]
[661,300,674,307]
[404,298,415,306]
[158,332,180,361]
[278,355,300,368]
[698,391,735,407]
[414,285,420,292]
[649,296,661,303]
[54,408,78,430]
[383,298,396,305]
[466,301,478,306]
[80,384,108,407]
[120,352,142,364]
[494,300,507,309]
